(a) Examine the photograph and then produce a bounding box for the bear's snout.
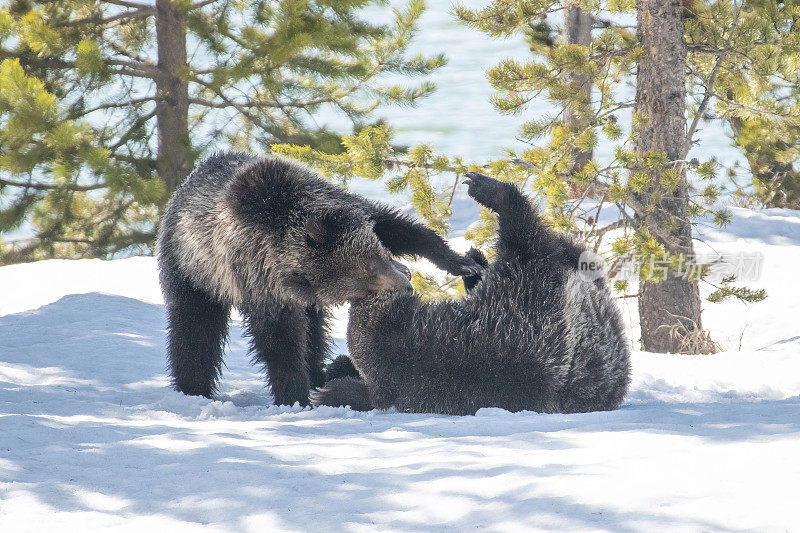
[367,258,413,294]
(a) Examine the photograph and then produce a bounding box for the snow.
[2,206,800,532]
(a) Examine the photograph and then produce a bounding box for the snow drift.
[1,206,799,531]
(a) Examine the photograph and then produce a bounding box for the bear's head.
[280,210,412,306]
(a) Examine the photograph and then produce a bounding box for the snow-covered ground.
[1,206,799,532]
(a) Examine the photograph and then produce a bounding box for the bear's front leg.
[463,171,549,258]
[369,203,482,276]
[243,303,312,406]
[305,306,331,389]
[462,247,490,293]
[462,171,519,213]
[160,263,230,399]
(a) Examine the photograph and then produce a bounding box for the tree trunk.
[562,4,593,175]
[155,0,191,191]
[634,0,703,353]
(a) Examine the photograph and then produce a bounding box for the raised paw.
[465,247,489,268]
[462,171,513,211]
[444,253,483,277]
[462,247,489,293]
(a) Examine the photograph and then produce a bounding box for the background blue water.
[341,0,746,207]
[1,0,747,243]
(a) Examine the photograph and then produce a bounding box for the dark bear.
[314,172,631,415]
[156,152,479,406]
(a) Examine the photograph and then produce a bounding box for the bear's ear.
[305,214,335,246]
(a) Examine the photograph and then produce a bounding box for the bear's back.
[159,152,373,306]
[225,155,366,230]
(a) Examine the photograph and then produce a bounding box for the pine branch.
[107,42,152,65]
[55,8,154,27]
[190,78,274,132]
[510,158,535,170]
[190,0,223,9]
[0,51,157,79]
[187,94,334,110]
[685,5,740,157]
[107,109,158,152]
[593,219,625,238]
[1,239,39,265]
[80,96,157,115]
[709,91,797,120]
[594,18,636,30]
[590,47,635,61]
[109,154,157,167]
[0,178,107,192]
[104,0,152,9]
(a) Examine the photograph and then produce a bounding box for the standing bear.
[157,152,479,406]
[315,172,631,415]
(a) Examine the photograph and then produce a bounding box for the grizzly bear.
[314,172,631,415]
[157,152,479,406]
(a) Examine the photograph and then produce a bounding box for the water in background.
[377,0,533,161]
[313,0,536,209]
[2,1,747,243]
[341,0,746,229]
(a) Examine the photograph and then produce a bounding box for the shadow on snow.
[0,293,796,530]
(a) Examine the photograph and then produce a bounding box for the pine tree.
[562,3,593,176]
[684,0,800,209]
[730,117,800,208]
[277,0,775,353]
[0,0,444,263]
[633,0,702,353]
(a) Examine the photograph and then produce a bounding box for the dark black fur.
[314,172,631,415]
[324,354,362,382]
[157,152,479,405]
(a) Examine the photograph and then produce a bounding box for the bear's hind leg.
[244,304,312,406]
[163,273,230,398]
[312,377,373,411]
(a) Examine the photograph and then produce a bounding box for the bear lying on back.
[315,172,631,415]
[157,152,479,406]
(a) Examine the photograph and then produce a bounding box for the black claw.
[454,255,484,276]
[463,171,488,179]
[465,264,483,276]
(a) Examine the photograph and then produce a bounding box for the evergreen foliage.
[277,0,776,350]
[0,0,443,262]
[707,274,767,304]
[685,0,800,208]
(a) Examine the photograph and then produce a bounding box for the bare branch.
[617,293,641,299]
[593,219,625,238]
[55,7,154,27]
[190,0,223,9]
[0,178,106,192]
[685,5,740,157]
[104,0,152,8]
[80,96,157,115]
